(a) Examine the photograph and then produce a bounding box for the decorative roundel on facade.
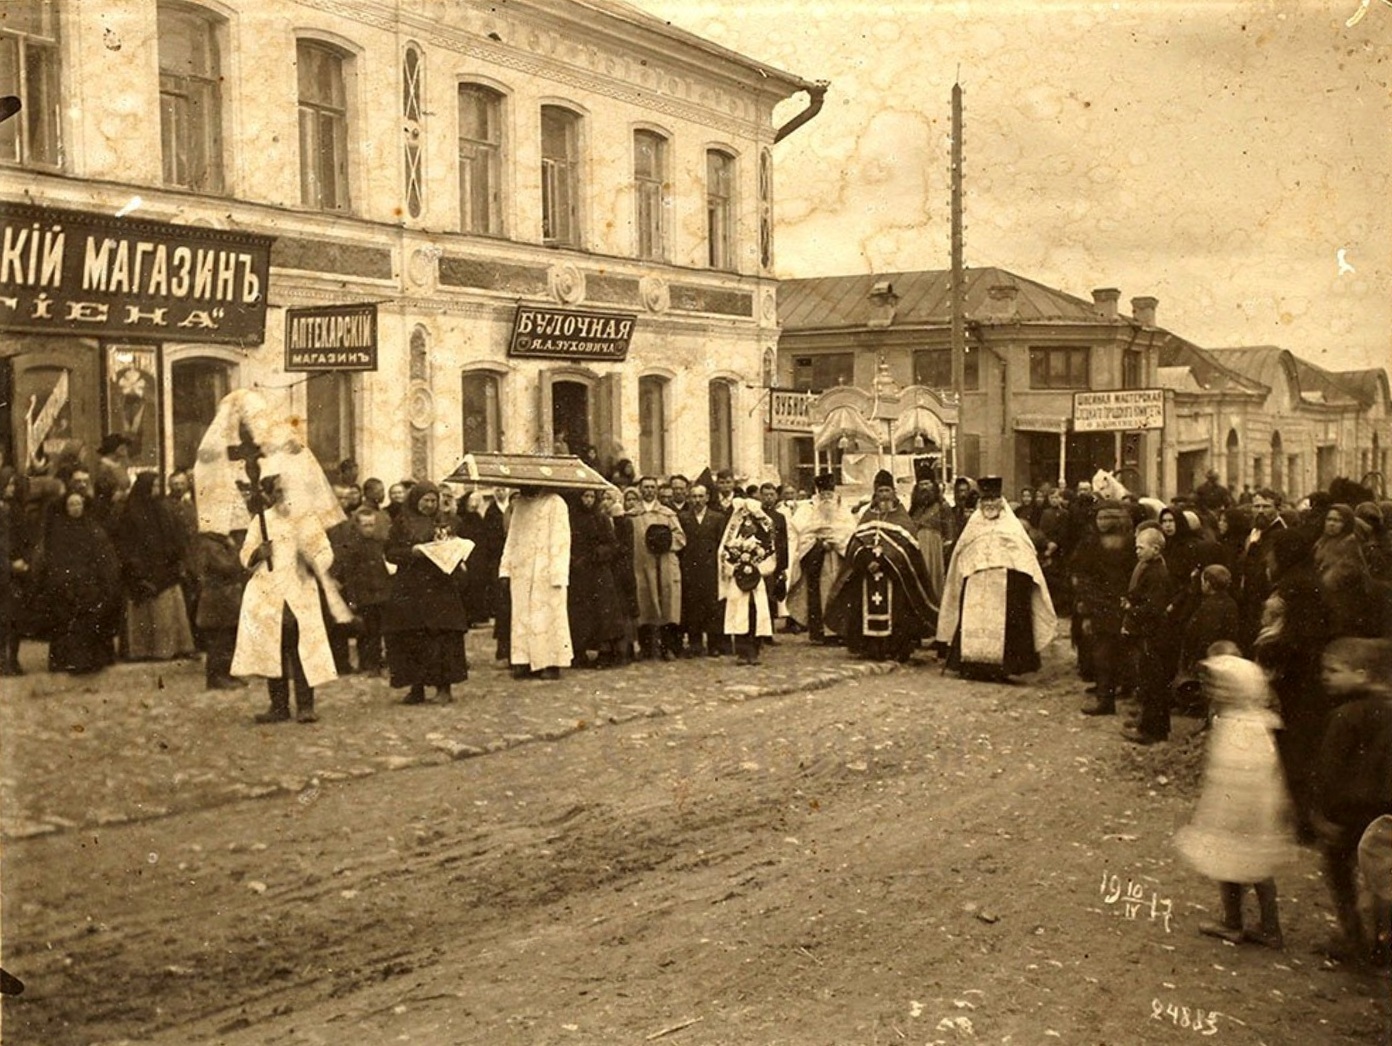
[640,276,670,313]
[548,263,586,304]
[407,383,434,430]
[408,246,439,288]
[760,289,777,323]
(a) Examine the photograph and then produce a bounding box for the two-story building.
[1,0,823,484]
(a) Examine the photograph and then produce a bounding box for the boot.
[1246,880,1284,949]
[1198,882,1245,944]
[295,688,318,724]
[401,684,427,705]
[254,687,292,724]
[434,685,453,704]
[1080,693,1116,716]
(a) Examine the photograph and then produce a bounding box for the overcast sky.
[634,0,1391,374]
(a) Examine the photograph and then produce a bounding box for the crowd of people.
[4,435,1390,967]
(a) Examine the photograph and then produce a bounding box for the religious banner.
[284,302,378,371]
[1072,389,1165,432]
[507,305,635,361]
[0,201,273,345]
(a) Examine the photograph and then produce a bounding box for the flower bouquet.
[724,531,769,592]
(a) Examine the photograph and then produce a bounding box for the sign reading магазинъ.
[284,303,378,371]
[0,201,273,345]
[508,304,635,361]
[1072,389,1165,432]
[768,388,817,432]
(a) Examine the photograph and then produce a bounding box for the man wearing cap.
[824,470,938,662]
[630,475,686,660]
[938,477,1057,681]
[787,471,855,644]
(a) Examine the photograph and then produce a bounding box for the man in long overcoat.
[630,475,686,659]
[677,483,727,656]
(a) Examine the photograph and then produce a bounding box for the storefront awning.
[891,406,950,448]
[813,405,883,451]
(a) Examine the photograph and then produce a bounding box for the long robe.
[908,497,955,603]
[785,495,855,634]
[717,504,777,637]
[630,501,685,626]
[231,506,339,688]
[678,505,727,636]
[568,504,626,650]
[500,492,573,669]
[938,503,1057,677]
[824,505,939,660]
[34,502,122,673]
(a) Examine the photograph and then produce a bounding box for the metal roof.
[777,267,1114,331]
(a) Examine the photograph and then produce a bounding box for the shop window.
[0,0,62,168]
[706,149,735,270]
[297,40,352,211]
[541,105,581,246]
[402,44,424,218]
[709,379,733,473]
[461,371,501,453]
[1028,346,1090,389]
[638,375,667,477]
[306,371,354,472]
[792,353,853,392]
[633,129,668,261]
[459,83,504,236]
[758,148,774,270]
[170,357,232,471]
[158,5,224,193]
[913,349,952,390]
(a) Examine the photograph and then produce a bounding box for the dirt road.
[2,646,1387,1045]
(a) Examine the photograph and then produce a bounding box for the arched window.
[633,129,669,260]
[709,379,734,473]
[1225,429,1240,489]
[459,83,504,235]
[159,4,224,192]
[462,370,502,453]
[170,355,234,471]
[639,375,668,477]
[1270,431,1284,495]
[541,105,582,246]
[402,44,424,218]
[758,148,774,270]
[297,39,352,211]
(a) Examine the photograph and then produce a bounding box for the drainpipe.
[774,81,830,143]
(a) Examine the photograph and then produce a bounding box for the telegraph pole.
[949,80,966,398]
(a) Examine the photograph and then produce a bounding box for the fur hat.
[872,469,894,491]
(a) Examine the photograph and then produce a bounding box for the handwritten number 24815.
[1150,999,1219,1035]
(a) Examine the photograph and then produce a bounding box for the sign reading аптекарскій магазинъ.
[284,303,378,372]
[0,202,273,345]
[507,304,636,361]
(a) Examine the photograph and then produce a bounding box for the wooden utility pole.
[950,81,966,397]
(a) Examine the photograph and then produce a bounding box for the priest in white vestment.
[499,488,573,679]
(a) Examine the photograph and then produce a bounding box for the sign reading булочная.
[0,201,272,345]
[507,303,636,361]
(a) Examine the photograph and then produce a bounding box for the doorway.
[170,357,235,472]
[552,379,589,455]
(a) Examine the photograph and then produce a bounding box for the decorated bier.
[445,452,615,493]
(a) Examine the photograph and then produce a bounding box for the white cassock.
[499,492,573,670]
[231,507,339,688]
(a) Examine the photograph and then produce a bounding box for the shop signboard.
[0,202,274,345]
[1072,389,1165,432]
[284,302,378,371]
[768,388,816,432]
[507,305,635,361]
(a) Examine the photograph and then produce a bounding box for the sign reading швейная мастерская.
[507,304,636,361]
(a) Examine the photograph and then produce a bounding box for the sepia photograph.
[1,0,1390,1042]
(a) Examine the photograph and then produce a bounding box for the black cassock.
[824,508,938,662]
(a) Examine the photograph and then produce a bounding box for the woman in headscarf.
[1216,504,1253,574]
[383,482,471,704]
[1315,503,1372,639]
[567,489,626,667]
[32,491,122,674]
[111,472,196,660]
[606,487,639,664]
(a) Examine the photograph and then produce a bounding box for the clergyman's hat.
[978,475,1004,499]
[872,469,895,491]
[813,471,836,492]
[912,457,935,483]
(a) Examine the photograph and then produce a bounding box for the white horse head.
[1091,468,1130,501]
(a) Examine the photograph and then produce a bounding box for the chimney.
[1131,296,1158,327]
[986,282,1019,318]
[867,279,899,329]
[1092,287,1120,321]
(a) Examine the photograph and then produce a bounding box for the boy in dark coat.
[195,530,249,690]
[1121,526,1174,744]
[338,510,392,674]
[1312,637,1392,966]
[1175,564,1241,711]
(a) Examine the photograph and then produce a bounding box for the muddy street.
[2,645,1388,1045]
